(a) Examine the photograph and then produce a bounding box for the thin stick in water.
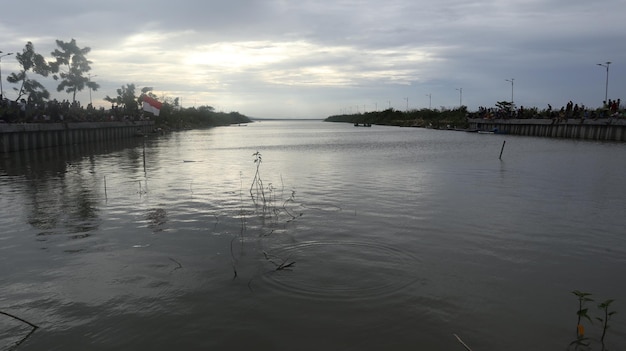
[0,310,39,349]
[453,333,473,351]
[104,175,108,200]
[499,140,506,160]
[168,257,183,271]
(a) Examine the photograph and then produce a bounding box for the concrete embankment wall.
[468,118,626,142]
[0,121,155,153]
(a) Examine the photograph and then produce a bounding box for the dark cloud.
[1,0,624,118]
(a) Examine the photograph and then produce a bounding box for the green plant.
[596,299,617,349]
[249,151,266,204]
[569,291,618,351]
[571,290,593,347]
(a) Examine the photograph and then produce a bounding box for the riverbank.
[467,118,626,141]
[0,121,154,153]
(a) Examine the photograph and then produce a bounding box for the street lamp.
[505,78,514,104]
[404,97,408,112]
[0,51,14,100]
[596,61,611,105]
[88,73,98,105]
[426,93,432,109]
[456,88,463,107]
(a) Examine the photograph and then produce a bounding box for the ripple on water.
[259,240,421,301]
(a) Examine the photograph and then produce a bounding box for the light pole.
[596,61,611,105]
[0,51,14,100]
[404,97,408,112]
[505,78,514,104]
[425,93,432,109]
[88,73,97,105]
[456,88,463,107]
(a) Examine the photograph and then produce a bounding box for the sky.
[1,0,625,119]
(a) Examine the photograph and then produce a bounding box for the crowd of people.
[0,96,148,123]
[2,94,624,124]
[470,99,623,120]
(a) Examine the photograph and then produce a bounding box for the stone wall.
[467,118,626,141]
[0,121,155,153]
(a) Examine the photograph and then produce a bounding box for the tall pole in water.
[597,61,611,104]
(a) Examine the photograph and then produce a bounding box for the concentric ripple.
[260,240,421,301]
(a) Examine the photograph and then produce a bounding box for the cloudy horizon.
[1,0,624,118]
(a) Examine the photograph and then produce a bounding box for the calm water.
[1,120,625,350]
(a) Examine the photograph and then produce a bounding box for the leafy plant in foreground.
[571,290,593,348]
[249,151,266,205]
[569,291,618,351]
[597,299,617,350]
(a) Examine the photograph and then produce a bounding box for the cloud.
[1,0,624,118]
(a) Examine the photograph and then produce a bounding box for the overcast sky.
[1,0,624,118]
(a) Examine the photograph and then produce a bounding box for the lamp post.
[456,88,463,107]
[88,73,97,105]
[596,61,611,105]
[426,93,432,109]
[505,78,514,104]
[404,97,408,112]
[0,51,14,100]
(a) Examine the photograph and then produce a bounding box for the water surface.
[1,120,625,350]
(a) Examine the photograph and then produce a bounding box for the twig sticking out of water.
[276,261,296,270]
[281,190,302,221]
[499,140,506,160]
[453,333,473,351]
[137,181,147,196]
[259,229,274,237]
[168,257,183,271]
[249,151,266,204]
[263,251,296,271]
[0,310,39,350]
[230,236,238,279]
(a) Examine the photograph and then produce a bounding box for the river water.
[1,120,625,350]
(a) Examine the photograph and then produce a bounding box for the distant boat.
[477,128,506,134]
[354,123,372,127]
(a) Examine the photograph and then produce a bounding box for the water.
[1,120,625,350]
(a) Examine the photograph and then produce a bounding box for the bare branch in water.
[0,310,39,350]
[230,236,238,279]
[275,261,296,270]
[453,333,473,351]
[168,257,183,271]
[263,251,295,271]
[259,229,274,237]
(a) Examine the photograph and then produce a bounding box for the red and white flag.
[142,96,162,116]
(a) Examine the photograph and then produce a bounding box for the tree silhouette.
[6,41,51,103]
[49,38,99,102]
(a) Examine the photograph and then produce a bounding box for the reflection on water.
[1,121,625,351]
[259,240,421,301]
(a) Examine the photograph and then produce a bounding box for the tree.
[104,83,140,116]
[49,38,99,102]
[6,41,51,103]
